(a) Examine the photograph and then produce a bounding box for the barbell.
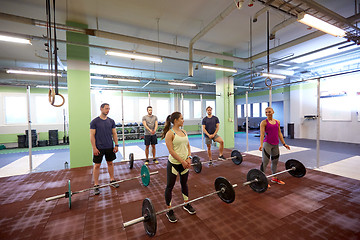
[191,149,243,173]
[45,165,158,208]
[243,159,306,193]
[122,177,237,236]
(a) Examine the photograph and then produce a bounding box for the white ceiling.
[0,0,359,94]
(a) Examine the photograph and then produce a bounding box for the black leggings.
[165,160,189,206]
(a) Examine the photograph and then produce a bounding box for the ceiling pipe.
[188,0,244,77]
[253,6,269,22]
[0,12,246,63]
[270,17,297,40]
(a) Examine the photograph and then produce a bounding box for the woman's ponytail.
[161,115,172,139]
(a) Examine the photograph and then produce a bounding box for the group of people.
[90,103,290,222]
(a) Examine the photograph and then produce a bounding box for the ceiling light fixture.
[168,82,196,87]
[90,76,104,80]
[104,77,140,83]
[105,50,162,62]
[6,69,61,77]
[297,12,346,37]
[202,65,237,73]
[260,72,287,79]
[0,35,32,45]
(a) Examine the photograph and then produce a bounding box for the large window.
[193,100,201,118]
[139,98,149,120]
[253,103,260,117]
[34,95,61,124]
[261,102,268,117]
[205,100,215,115]
[123,97,135,122]
[156,99,170,121]
[183,100,190,119]
[237,105,242,118]
[5,96,27,124]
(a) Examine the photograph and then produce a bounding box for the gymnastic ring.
[265,77,272,87]
[48,88,65,107]
[52,93,65,107]
[48,88,55,105]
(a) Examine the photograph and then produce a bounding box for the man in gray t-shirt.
[142,106,158,164]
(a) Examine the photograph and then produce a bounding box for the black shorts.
[93,148,116,164]
[144,135,158,146]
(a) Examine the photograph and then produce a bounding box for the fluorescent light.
[277,63,291,67]
[36,85,67,89]
[0,35,32,45]
[168,82,196,87]
[260,72,287,79]
[91,76,104,80]
[297,13,346,37]
[202,65,237,73]
[104,77,140,83]
[106,50,162,62]
[6,69,61,77]
[91,84,125,89]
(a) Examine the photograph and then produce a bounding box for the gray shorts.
[205,134,220,145]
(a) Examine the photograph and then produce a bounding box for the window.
[5,96,27,124]
[237,105,242,118]
[183,100,190,119]
[261,102,268,117]
[156,99,170,121]
[193,100,201,118]
[205,100,215,115]
[253,103,260,117]
[139,98,149,120]
[123,97,135,122]
[34,95,61,124]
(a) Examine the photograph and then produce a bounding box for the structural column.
[215,58,235,149]
[66,22,92,168]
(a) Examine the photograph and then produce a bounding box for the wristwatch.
[115,145,119,147]
[188,156,192,160]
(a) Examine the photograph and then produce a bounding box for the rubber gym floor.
[0,146,359,240]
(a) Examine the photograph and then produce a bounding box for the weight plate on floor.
[129,153,134,169]
[214,177,235,203]
[192,156,202,173]
[231,150,243,165]
[285,159,306,178]
[68,180,72,209]
[246,169,268,193]
[142,198,157,237]
[141,165,151,186]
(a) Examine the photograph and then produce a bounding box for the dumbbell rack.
[116,123,165,141]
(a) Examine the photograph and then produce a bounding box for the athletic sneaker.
[218,155,226,161]
[208,160,213,166]
[166,210,178,223]
[110,180,120,188]
[271,177,285,185]
[145,160,149,165]
[94,185,100,195]
[183,203,196,215]
[153,159,159,164]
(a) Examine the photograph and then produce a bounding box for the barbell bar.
[243,159,306,193]
[45,165,158,208]
[122,177,238,236]
[191,149,243,173]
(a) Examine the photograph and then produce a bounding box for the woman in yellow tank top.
[161,112,196,223]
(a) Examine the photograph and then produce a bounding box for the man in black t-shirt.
[202,106,224,164]
[90,103,120,195]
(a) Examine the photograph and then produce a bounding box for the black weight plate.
[285,159,306,178]
[192,156,202,173]
[214,177,235,203]
[129,153,134,169]
[231,150,243,165]
[142,198,157,237]
[246,169,268,193]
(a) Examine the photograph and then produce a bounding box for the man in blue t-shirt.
[90,103,119,195]
[202,106,225,164]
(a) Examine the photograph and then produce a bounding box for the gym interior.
[0,0,359,239]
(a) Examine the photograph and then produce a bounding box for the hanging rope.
[46,0,64,107]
